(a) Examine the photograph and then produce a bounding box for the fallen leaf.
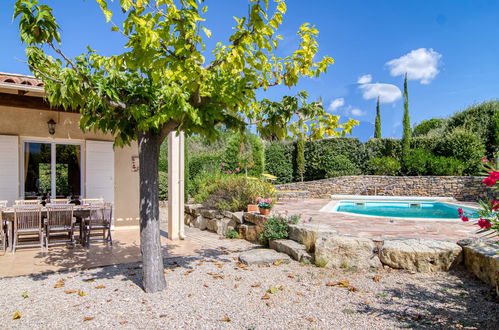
[12,311,22,320]
[128,273,136,276]
[159,315,168,318]
[78,290,87,297]
[391,296,400,301]
[313,282,321,286]
[273,259,285,266]
[106,299,112,303]
[305,317,315,323]
[119,321,128,325]
[54,279,65,288]
[251,283,261,288]
[220,316,231,322]
[207,272,219,276]
[267,287,278,294]
[65,290,78,294]
[183,270,194,276]
[94,285,106,289]
[83,316,94,321]
[287,274,295,279]
[277,285,285,291]
[195,263,203,266]
[296,292,306,297]
[348,286,359,292]
[84,279,95,283]
[212,275,225,279]
[163,269,169,274]
[235,277,242,281]
[325,282,336,287]
[187,293,194,297]
[21,291,29,299]
[203,284,209,288]
[373,275,382,282]
[266,302,272,307]
[261,293,271,300]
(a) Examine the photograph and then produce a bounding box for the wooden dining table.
[1,206,92,253]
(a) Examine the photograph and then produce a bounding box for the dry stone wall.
[275,175,493,201]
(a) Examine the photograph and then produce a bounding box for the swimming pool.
[333,201,478,219]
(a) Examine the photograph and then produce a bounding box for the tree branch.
[48,41,128,110]
[159,119,180,142]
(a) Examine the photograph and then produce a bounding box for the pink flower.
[460,216,469,222]
[481,158,489,164]
[477,218,492,229]
[220,163,225,167]
[457,208,464,216]
[235,168,240,172]
[227,170,232,174]
[483,171,499,187]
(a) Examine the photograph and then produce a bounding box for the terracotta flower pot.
[259,208,271,216]
[247,204,259,212]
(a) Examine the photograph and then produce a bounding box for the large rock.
[190,215,208,230]
[463,241,499,294]
[243,212,269,227]
[314,235,381,269]
[379,239,462,272]
[239,248,291,265]
[238,223,259,242]
[269,239,312,263]
[199,209,219,219]
[288,223,337,252]
[185,204,203,214]
[229,211,244,224]
[184,213,194,226]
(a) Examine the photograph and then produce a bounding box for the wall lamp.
[47,119,56,135]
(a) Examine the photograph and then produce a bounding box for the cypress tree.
[402,73,411,159]
[374,96,381,138]
[296,137,305,182]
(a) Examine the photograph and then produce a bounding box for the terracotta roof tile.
[0,72,43,87]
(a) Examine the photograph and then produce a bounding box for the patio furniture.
[12,205,43,252]
[82,198,104,206]
[0,201,7,208]
[50,199,70,204]
[45,204,75,247]
[84,203,113,246]
[15,200,41,205]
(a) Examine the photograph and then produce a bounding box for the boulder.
[243,212,269,227]
[229,211,244,224]
[238,223,259,242]
[463,241,499,294]
[288,223,337,252]
[269,239,313,263]
[239,248,291,265]
[206,218,218,232]
[379,239,462,272]
[185,204,203,214]
[199,209,219,219]
[190,215,208,230]
[314,235,381,269]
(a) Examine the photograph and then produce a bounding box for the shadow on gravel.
[354,268,498,329]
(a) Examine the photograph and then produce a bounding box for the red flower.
[481,158,489,164]
[457,208,464,216]
[477,218,492,229]
[483,171,499,187]
[460,216,469,222]
[492,200,499,211]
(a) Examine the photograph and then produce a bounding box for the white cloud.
[328,98,345,111]
[344,105,366,117]
[359,83,402,103]
[357,74,372,84]
[386,48,442,84]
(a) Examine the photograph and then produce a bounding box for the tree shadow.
[354,268,498,329]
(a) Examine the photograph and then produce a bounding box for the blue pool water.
[335,201,478,219]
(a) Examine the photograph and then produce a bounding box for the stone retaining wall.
[275,175,494,201]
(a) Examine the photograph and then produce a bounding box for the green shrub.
[404,149,432,175]
[324,154,361,177]
[410,136,439,152]
[368,157,401,175]
[260,214,300,246]
[159,171,168,200]
[223,132,265,177]
[365,138,401,160]
[264,141,294,184]
[225,229,241,239]
[427,156,465,176]
[189,153,223,180]
[412,118,447,137]
[433,128,485,175]
[193,175,276,212]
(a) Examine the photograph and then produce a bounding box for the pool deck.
[273,198,483,242]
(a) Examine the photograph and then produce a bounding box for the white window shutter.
[0,135,19,205]
[85,141,115,204]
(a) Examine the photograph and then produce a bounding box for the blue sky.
[1,0,498,140]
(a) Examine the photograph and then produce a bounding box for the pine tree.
[402,73,411,159]
[374,96,381,138]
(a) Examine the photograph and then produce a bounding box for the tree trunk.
[138,130,167,293]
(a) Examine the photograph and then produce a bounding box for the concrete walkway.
[274,198,481,242]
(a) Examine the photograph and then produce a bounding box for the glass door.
[23,141,82,201]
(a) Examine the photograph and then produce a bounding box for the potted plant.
[257,197,273,216]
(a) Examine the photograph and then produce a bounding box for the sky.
[1,0,498,141]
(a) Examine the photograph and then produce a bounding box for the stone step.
[288,223,337,252]
[239,248,291,265]
[269,239,313,263]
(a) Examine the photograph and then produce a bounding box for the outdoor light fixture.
[47,119,56,135]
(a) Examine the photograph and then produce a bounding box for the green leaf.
[201,26,211,38]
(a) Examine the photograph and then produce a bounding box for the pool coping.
[321,195,480,222]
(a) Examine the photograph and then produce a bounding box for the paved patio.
[274,198,481,242]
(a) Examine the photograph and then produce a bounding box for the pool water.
[335,201,478,219]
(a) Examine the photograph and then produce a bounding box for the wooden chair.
[13,205,43,252]
[15,200,41,205]
[45,204,75,247]
[85,203,113,246]
[50,199,69,205]
[82,198,104,206]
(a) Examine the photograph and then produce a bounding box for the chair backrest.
[50,199,69,205]
[82,198,104,206]
[102,203,113,223]
[46,204,74,227]
[0,200,7,208]
[14,205,42,231]
[15,200,41,205]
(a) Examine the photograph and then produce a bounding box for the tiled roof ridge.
[0,72,43,87]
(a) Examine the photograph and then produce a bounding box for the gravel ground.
[1,247,497,329]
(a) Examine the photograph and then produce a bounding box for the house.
[0,72,141,226]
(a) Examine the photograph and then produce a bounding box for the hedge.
[264,142,294,184]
